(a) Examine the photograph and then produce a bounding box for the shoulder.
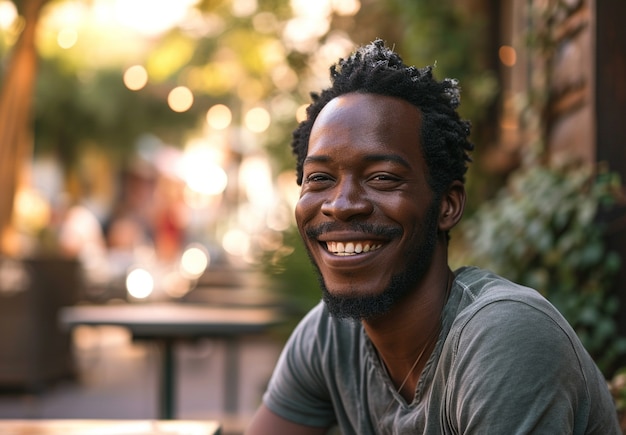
[449,267,582,358]
[439,268,618,432]
[444,267,598,406]
[452,266,571,332]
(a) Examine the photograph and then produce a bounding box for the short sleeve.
[446,299,599,433]
[263,302,337,428]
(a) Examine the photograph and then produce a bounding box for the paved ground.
[0,325,284,434]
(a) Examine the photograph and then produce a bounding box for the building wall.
[546,0,626,350]
[498,0,626,346]
[547,0,595,162]
[594,0,626,342]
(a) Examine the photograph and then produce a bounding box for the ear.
[438,180,466,232]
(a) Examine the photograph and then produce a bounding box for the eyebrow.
[303,154,412,169]
[363,154,412,169]
[303,155,330,165]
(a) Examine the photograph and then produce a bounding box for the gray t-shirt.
[263,267,620,434]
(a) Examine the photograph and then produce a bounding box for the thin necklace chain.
[376,271,454,432]
[392,318,441,396]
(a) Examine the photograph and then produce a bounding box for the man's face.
[295,92,441,320]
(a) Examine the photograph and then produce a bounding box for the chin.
[320,278,404,320]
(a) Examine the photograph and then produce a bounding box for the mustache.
[305,222,402,239]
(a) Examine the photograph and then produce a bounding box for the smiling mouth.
[325,241,383,256]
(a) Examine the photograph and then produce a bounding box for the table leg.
[159,339,175,419]
[223,339,240,415]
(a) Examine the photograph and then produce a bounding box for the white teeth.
[325,241,382,255]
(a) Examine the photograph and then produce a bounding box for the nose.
[320,177,374,221]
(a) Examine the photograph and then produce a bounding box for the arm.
[247,304,338,433]
[245,404,329,435]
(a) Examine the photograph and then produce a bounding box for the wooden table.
[0,419,221,434]
[59,303,282,420]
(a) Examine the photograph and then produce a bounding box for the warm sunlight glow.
[0,1,17,29]
[123,65,149,90]
[113,0,200,37]
[186,162,228,196]
[499,45,517,67]
[284,0,331,51]
[239,155,274,208]
[57,28,78,49]
[126,268,154,299]
[206,104,232,130]
[13,188,50,233]
[181,147,228,196]
[168,86,194,112]
[244,107,271,133]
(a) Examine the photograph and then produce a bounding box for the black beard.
[309,200,440,320]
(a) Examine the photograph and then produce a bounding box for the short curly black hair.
[292,39,474,197]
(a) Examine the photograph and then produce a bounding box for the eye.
[371,173,397,181]
[368,173,403,189]
[306,173,330,182]
[303,172,334,188]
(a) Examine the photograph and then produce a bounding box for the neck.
[363,257,453,401]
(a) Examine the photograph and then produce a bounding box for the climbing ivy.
[453,161,626,375]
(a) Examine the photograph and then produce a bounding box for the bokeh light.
[13,188,50,234]
[499,45,517,67]
[168,86,194,112]
[123,65,149,91]
[114,0,200,37]
[126,268,154,299]
[57,28,78,49]
[206,104,232,130]
[232,0,258,17]
[185,162,228,196]
[0,1,17,29]
[222,229,251,257]
[239,155,274,207]
[180,244,210,278]
[244,107,271,133]
[181,146,228,196]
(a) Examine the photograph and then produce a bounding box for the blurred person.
[153,174,188,264]
[102,161,158,289]
[58,201,107,261]
[246,40,619,434]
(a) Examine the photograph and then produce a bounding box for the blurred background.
[1,0,626,433]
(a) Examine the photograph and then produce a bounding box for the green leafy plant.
[453,160,626,375]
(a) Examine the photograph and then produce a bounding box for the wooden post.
[0,0,50,254]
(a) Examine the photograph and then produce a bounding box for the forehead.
[308,92,423,161]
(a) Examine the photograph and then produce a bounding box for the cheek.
[374,193,419,221]
[295,192,318,227]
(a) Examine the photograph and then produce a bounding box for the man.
[246,40,620,434]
